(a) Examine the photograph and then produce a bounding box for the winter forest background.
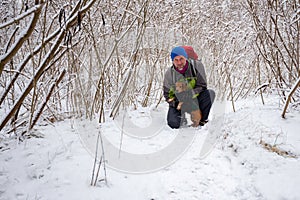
[0,0,299,139]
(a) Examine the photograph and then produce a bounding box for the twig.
[118,107,126,158]
[90,130,101,186]
[93,156,103,186]
[281,77,300,118]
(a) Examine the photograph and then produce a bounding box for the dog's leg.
[191,109,202,127]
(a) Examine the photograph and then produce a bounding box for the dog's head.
[175,81,187,93]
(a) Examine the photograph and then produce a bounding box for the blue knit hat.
[170,46,188,61]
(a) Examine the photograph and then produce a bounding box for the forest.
[0,0,299,135]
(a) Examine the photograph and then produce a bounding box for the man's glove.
[167,97,178,108]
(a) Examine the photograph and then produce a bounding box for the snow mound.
[1,98,300,200]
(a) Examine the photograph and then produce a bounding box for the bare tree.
[1,0,299,134]
[0,0,96,133]
[246,0,300,100]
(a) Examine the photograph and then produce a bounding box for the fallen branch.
[259,140,297,158]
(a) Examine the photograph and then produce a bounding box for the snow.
[1,96,300,200]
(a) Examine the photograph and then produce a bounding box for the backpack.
[182,46,207,84]
[182,45,198,60]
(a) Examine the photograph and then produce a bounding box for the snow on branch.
[0,4,43,30]
[255,82,269,94]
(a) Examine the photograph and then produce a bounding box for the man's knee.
[167,120,180,129]
[197,89,214,121]
[167,107,181,129]
[208,89,215,104]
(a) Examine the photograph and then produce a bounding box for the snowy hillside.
[1,96,299,200]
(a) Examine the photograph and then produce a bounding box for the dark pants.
[167,89,215,129]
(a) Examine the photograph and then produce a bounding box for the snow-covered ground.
[1,96,300,200]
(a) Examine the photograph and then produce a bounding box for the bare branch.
[0,4,43,75]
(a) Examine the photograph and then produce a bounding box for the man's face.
[173,55,186,70]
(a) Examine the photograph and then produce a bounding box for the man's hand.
[167,98,177,107]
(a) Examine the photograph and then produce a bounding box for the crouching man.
[163,46,214,128]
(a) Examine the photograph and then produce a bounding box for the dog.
[168,81,202,127]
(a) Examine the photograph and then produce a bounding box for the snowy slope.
[0,96,300,200]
